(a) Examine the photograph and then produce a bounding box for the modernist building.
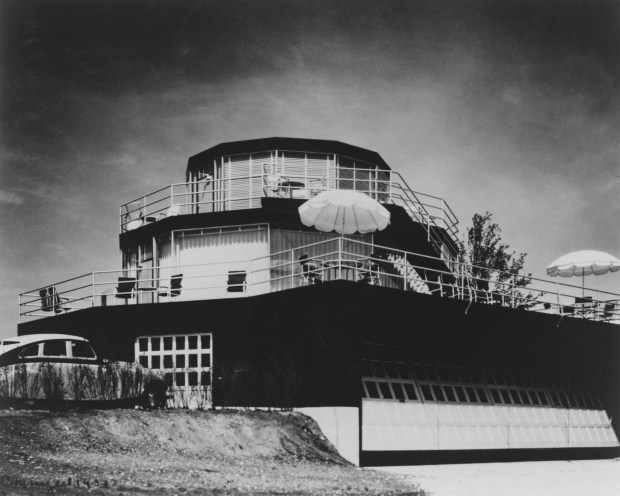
[18,137,620,465]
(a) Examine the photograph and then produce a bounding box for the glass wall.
[269,228,373,291]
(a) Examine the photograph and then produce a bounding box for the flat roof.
[186,137,392,177]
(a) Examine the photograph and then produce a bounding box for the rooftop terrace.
[20,238,620,325]
[120,150,459,258]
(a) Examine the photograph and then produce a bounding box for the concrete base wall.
[297,406,360,465]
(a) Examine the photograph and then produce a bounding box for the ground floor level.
[18,281,620,466]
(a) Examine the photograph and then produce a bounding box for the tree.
[459,212,530,293]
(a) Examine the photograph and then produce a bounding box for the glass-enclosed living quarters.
[117,138,460,305]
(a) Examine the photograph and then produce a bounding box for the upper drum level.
[119,138,460,254]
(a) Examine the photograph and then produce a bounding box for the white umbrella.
[298,189,390,234]
[546,250,620,295]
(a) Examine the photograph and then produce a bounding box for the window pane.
[201,354,211,367]
[71,341,96,359]
[164,337,173,350]
[403,383,417,400]
[549,391,560,406]
[175,372,185,387]
[509,390,522,405]
[164,355,173,369]
[152,356,161,369]
[420,384,434,401]
[43,341,67,357]
[188,372,198,386]
[200,371,211,386]
[175,336,185,350]
[444,387,456,402]
[189,354,198,368]
[476,387,489,403]
[364,381,379,399]
[432,385,445,402]
[538,391,549,406]
[151,339,161,351]
[139,356,148,367]
[19,344,39,358]
[392,383,405,401]
[164,373,173,387]
[455,386,468,402]
[139,338,148,352]
[378,382,392,399]
[176,355,185,368]
[465,386,478,403]
[200,335,211,349]
[188,336,198,349]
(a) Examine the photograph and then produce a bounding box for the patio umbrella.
[546,250,620,295]
[298,189,390,234]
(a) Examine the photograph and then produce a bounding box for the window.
[403,383,417,400]
[378,382,392,399]
[71,341,96,359]
[392,383,405,401]
[42,340,67,357]
[364,381,380,399]
[19,344,40,358]
[135,333,213,391]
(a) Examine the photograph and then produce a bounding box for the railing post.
[442,199,446,230]
[338,237,343,280]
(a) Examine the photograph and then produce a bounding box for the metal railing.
[19,239,620,325]
[119,166,460,252]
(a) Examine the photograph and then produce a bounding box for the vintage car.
[0,333,99,367]
[0,334,152,403]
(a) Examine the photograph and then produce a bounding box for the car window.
[42,340,68,357]
[19,344,40,358]
[71,341,96,359]
[1,340,19,346]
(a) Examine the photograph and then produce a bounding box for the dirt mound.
[0,409,421,495]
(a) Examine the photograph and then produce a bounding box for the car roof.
[0,334,89,347]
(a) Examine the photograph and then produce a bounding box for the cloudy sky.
[1,0,618,339]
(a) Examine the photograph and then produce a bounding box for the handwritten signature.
[0,474,122,494]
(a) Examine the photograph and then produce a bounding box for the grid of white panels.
[135,333,212,388]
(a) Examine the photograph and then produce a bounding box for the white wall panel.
[362,400,619,451]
